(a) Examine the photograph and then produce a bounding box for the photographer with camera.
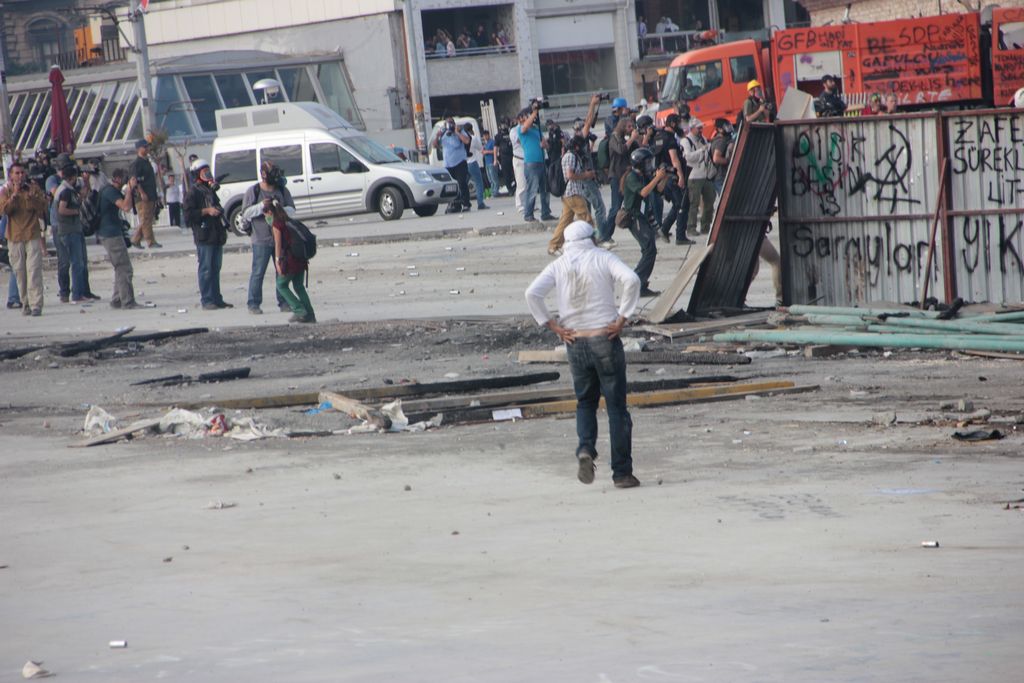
[598,117,640,247]
[433,116,472,213]
[814,74,847,118]
[548,134,594,255]
[0,161,49,316]
[128,139,162,249]
[516,100,555,223]
[54,163,94,304]
[185,158,233,311]
[241,161,296,315]
[573,94,607,238]
[465,122,489,210]
[632,115,661,226]
[618,148,664,298]
[651,113,694,246]
[680,118,716,235]
[742,80,773,125]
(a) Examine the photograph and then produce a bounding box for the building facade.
[798,0,1024,25]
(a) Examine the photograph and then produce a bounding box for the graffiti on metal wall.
[790,223,936,287]
[789,123,921,217]
[949,114,1024,206]
[960,215,1024,276]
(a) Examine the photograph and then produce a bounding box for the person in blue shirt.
[434,116,472,212]
[516,104,554,223]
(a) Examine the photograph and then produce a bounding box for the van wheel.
[377,187,405,221]
[227,204,245,236]
[413,205,439,217]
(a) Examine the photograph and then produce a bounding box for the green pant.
[687,177,717,234]
[276,273,314,319]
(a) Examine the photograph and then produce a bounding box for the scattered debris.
[952,429,1005,442]
[21,660,54,679]
[109,640,127,649]
[205,500,237,510]
[163,557,173,563]
[131,367,251,387]
[921,541,940,548]
[517,349,751,365]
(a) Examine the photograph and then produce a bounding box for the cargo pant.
[549,194,592,253]
[9,238,45,313]
[101,235,136,307]
[132,197,157,246]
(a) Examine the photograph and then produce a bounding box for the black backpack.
[285,219,316,261]
[547,153,567,198]
[80,189,101,237]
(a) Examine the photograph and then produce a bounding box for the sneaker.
[540,214,556,221]
[6,302,21,309]
[639,288,661,298]
[110,300,122,309]
[577,449,596,485]
[149,242,163,248]
[279,304,291,312]
[660,231,671,243]
[85,293,101,301]
[30,308,41,317]
[202,303,219,311]
[299,314,317,324]
[288,313,302,323]
[613,474,641,489]
[59,296,69,303]
[523,216,537,223]
[130,242,144,249]
[122,302,142,310]
[675,237,696,245]
[248,307,263,315]
[598,239,616,250]
[478,203,489,210]
[215,302,234,309]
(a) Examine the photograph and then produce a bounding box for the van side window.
[261,145,304,178]
[729,55,757,85]
[213,149,257,184]
[311,142,362,174]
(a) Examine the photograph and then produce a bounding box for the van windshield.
[343,135,402,164]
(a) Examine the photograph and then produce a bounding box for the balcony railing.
[53,38,128,71]
[425,43,517,60]
[639,31,707,59]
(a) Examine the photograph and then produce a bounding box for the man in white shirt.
[524,220,642,489]
[509,115,527,213]
[464,123,489,210]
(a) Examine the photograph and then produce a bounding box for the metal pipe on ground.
[714,329,1024,353]
[801,314,1024,336]
[787,305,942,319]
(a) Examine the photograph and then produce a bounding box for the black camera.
[598,93,612,102]
[531,97,549,110]
[446,120,456,132]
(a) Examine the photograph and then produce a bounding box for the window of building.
[278,68,317,104]
[260,145,304,177]
[215,74,253,108]
[28,18,68,67]
[214,149,257,184]
[84,83,117,144]
[539,49,617,97]
[182,75,222,132]
[154,76,194,137]
[316,62,362,126]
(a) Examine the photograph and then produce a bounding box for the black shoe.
[577,448,596,485]
[639,288,661,297]
[659,231,670,243]
[59,295,69,304]
[202,303,219,311]
[299,314,317,324]
[109,300,122,309]
[279,304,291,312]
[6,302,21,309]
[122,302,143,310]
[613,474,641,489]
[675,237,696,245]
[215,302,234,309]
[85,293,101,301]
[540,214,556,221]
[477,203,489,210]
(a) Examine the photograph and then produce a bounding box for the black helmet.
[629,147,655,174]
[635,114,653,129]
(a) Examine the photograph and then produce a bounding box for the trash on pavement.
[22,661,54,679]
[84,405,117,434]
[952,428,1004,441]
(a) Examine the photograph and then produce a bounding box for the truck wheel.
[377,186,405,221]
[413,205,439,217]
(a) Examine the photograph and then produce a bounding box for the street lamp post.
[129,0,156,138]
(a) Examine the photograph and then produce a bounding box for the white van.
[211,103,458,228]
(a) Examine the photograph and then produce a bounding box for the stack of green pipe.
[714,329,1024,353]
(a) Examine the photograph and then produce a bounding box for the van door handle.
[309,176,322,181]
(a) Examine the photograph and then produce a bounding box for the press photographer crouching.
[434,116,472,213]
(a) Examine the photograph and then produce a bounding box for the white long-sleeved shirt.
[467,134,483,165]
[525,243,641,330]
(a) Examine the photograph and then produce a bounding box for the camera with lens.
[598,93,612,102]
[530,97,550,110]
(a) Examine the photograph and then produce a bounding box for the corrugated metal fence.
[776,110,1024,306]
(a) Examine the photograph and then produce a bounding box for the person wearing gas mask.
[618,148,665,297]
[184,158,232,311]
[743,80,772,124]
[241,161,296,315]
[651,113,693,245]
[493,120,515,196]
[709,117,735,196]
[433,116,471,213]
[0,161,49,316]
[573,94,606,238]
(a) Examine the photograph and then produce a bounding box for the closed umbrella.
[49,65,76,155]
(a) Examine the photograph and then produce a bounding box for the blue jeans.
[485,162,500,194]
[247,243,285,310]
[601,174,624,241]
[566,336,633,480]
[523,162,551,220]
[60,232,88,301]
[467,161,486,207]
[581,180,606,235]
[628,212,658,289]
[196,244,225,307]
[55,228,70,299]
[660,182,690,239]
[7,270,20,305]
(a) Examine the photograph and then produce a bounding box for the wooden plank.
[648,243,714,323]
[69,418,163,448]
[637,311,773,340]
[319,390,392,430]
[161,372,562,410]
[960,349,1024,360]
[518,349,751,365]
[414,382,816,425]
[399,375,741,413]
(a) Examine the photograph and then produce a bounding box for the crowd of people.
[0,145,316,322]
[426,22,513,58]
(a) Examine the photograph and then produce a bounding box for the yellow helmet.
[747,80,761,92]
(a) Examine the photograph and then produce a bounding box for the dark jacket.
[815,90,847,118]
[184,181,227,247]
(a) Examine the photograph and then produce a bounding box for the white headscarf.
[562,220,596,309]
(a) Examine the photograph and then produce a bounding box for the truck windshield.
[661,60,724,102]
[343,135,402,164]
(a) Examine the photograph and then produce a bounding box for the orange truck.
[656,9,1024,125]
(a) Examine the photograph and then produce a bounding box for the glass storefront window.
[215,73,253,108]
[154,76,193,138]
[316,62,363,126]
[182,75,221,132]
